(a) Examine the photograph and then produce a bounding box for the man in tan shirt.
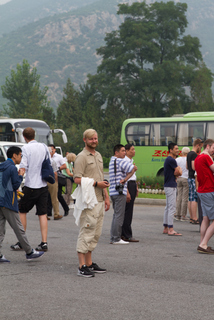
[74,129,110,278]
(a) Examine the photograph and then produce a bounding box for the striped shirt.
[109,156,134,196]
[124,156,137,181]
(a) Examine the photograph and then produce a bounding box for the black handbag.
[41,149,55,184]
[57,171,67,186]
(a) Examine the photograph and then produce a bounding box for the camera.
[115,183,124,195]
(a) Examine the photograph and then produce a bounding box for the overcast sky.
[0,0,11,5]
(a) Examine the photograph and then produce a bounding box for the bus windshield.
[0,119,67,146]
[14,120,53,144]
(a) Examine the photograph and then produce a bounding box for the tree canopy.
[1,59,55,126]
[87,1,213,118]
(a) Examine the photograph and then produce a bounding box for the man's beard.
[86,142,98,149]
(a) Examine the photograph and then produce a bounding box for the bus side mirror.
[52,129,68,144]
[15,128,25,143]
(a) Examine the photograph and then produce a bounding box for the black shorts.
[19,186,48,216]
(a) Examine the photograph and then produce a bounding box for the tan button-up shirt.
[74,148,104,202]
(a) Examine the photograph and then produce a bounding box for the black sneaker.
[77,264,95,278]
[35,242,48,252]
[88,262,107,273]
[10,242,23,250]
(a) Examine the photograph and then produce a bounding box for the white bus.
[0,118,67,145]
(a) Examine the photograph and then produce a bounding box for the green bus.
[120,111,214,177]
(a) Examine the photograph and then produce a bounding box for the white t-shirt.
[20,140,49,188]
[52,153,66,169]
[176,156,188,179]
[124,155,137,182]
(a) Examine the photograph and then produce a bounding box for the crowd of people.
[163,138,214,254]
[1,127,212,278]
[0,127,140,278]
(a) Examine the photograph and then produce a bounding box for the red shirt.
[195,154,214,193]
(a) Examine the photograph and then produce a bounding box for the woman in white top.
[175,147,190,221]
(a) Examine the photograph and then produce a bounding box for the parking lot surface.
[1,204,213,320]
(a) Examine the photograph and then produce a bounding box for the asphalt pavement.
[1,203,214,320]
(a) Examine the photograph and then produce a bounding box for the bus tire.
[157,169,164,177]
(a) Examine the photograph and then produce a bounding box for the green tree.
[189,62,214,112]
[88,1,213,118]
[57,78,83,130]
[56,78,86,155]
[1,59,55,126]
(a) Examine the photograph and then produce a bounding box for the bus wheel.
[157,169,164,177]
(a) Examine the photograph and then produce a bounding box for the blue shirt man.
[163,143,182,236]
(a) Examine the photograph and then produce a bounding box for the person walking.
[11,127,49,252]
[163,143,182,236]
[186,138,203,224]
[62,153,76,207]
[1,146,44,262]
[47,147,63,220]
[175,147,190,221]
[195,139,214,254]
[49,145,69,216]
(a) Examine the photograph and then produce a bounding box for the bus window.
[188,122,205,145]
[150,123,176,146]
[150,124,160,145]
[126,124,150,146]
[177,123,188,145]
[0,123,14,142]
[206,123,214,140]
[178,122,205,146]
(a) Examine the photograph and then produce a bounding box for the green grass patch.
[138,193,166,199]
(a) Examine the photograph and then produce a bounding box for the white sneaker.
[113,239,129,245]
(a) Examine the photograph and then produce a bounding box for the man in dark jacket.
[0,146,44,263]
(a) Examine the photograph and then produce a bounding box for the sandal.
[168,231,182,236]
[192,219,199,224]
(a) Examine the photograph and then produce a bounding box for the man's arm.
[104,189,110,211]
[11,167,23,190]
[209,164,214,172]
[191,160,195,171]
[74,177,81,185]
[121,165,138,184]
[19,147,28,170]
[126,189,131,203]
[59,163,66,171]
[174,166,182,177]
[74,177,109,189]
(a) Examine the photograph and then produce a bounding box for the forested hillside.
[0,0,97,36]
[0,0,213,111]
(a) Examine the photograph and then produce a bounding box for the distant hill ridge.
[0,0,213,111]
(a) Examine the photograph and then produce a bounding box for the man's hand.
[104,189,110,211]
[18,168,25,176]
[133,164,138,172]
[126,191,131,203]
[97,181,110,189]
[174,166,182,177]
[105,197,110,211]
